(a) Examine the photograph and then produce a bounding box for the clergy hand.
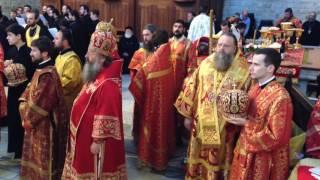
[224,115,247,126]
[4,60,13,67]
[90,142,101,155]
[184,118,192,130]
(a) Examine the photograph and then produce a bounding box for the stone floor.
[0,75,185,180]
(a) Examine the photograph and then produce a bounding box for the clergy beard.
[82,60,102,82]
[143,41,154,52]
[214,52,234,71]
[173,32,183,39]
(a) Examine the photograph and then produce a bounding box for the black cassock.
[6,44,35,159]
[118,35,139,74]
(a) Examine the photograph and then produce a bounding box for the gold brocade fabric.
[19,67,68,180]
[175,53,250,179]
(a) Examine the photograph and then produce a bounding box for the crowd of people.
[0,3,319,180]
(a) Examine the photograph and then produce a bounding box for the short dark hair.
[24,4,32,9]
[143,24,157,33]
[31,36,53,55]
[221,20,231,28]
[63,4,72,11]
[254,48,281,73]
[151,29,169,49]
[285,8,293,14]
[80,4,89,12]
[125,26,134,31]
[60,29,73,46]
[6,23,26,42]
[91,9,99,17]
[199,5,208,14]
[69,10,80,20]
[28,9,39,19]
[58,19,70,30]
[47,5,54,11]
[173,19,186,28]
[52,8,60,16]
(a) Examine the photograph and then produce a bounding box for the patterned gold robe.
[175,53,250,179]
[229,81,293,180]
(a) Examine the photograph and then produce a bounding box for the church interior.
[0,0,320,179]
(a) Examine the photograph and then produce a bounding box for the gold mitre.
[95,18,117,36]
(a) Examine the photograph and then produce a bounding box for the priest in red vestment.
[62,21,127,180]
[129,30,176,171]
[306,98,320,158]
[229,48,293,180]
[0,43,7,119]
[169,20,197,144]
[128,24,156,144]
[128,24,157,80]
[19,37,68,180]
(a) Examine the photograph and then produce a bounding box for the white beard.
[82,61,102,82]
[124,32,133,39]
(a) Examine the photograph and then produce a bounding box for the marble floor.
[0,75,185,180]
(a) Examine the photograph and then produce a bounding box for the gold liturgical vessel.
[260,30,270,47]
[293,28,304,49]
[285,28,295,49]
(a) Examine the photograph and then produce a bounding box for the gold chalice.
[260,30,270,47]
[294,28,304,49]
[280,22,293,31]
[285,28,295,49]
[273,30,283,42]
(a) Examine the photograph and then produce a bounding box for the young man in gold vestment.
[175,32,251,179]
[54,29,82,115]
[25,10,53,47]
[229,48,293,180]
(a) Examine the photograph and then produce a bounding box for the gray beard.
[82,61,102,82]
[214,52,234,71]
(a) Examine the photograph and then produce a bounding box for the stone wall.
[223,0,320,27]
[0,0,40,16]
